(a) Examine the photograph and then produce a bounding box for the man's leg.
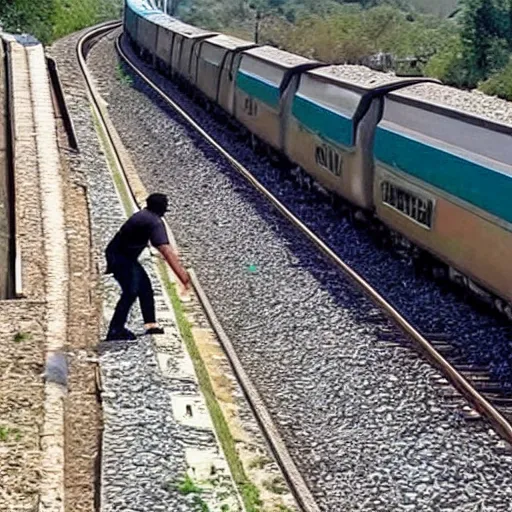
[135,263,157,326]
[107,261,140,338]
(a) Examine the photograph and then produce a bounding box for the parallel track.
[78,20,512,511]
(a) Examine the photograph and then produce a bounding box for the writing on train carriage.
[315,143,343,177]
[380,181,434,229]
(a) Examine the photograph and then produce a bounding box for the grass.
[262,476,287,495]
[116,63,134,87]
[193,495,210,512]
[0,426,21,442]
[174,474,212,511]
[13,331,31,343]
[176,474,203,495]
[248,455,272,470]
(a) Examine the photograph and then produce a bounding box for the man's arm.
[157,244,190,287]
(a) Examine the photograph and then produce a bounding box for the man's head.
[146,193,168,217]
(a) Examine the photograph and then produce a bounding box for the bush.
[424,35,469,87]
[479,58,512,101]
[0,0,121,45]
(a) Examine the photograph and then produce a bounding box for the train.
[123,0,512,320]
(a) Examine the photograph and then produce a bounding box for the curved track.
[78,20,512,510]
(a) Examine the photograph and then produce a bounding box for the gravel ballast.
[50,31,241,512]
[85,30,512,511]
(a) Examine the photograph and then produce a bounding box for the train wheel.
[505,303,512,321]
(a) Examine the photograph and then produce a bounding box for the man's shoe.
[106,328,136,341]
[145,326,165,335]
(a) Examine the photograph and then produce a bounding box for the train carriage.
[284,67,381,209]
[193,35,255,112]
[234,46,316,151]
[170,25,216,82]
[124,0,160,45]
[285,68,431,209]
[373,92,512,307]
[136,14,159,56]
[153,16,190,68]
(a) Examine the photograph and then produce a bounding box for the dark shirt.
[106,208,169,263]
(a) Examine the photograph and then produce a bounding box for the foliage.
[261,5,455,65]
[176,474,203,495]
[0,0,121,44]
[424,35,469,87]
[407,0,459,17]
[459,0,512,87]
[479,57,512,100]
[13,331,31,343]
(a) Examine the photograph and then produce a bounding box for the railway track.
[78,21,512,511]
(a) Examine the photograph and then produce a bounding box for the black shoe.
[145,326,165,335]
[106,328,136,341]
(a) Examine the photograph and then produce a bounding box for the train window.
[381,181,434,228]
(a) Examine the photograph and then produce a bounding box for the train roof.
[203,34,255,51]
[307,65,429,95]
[244,46,313,68]
[390,82,512,134]
[146,14,186,30]
[146,13,216,38]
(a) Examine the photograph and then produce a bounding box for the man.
[105,193,190,341]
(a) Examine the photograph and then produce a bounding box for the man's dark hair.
[146,193,168,216]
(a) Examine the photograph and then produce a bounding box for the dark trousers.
[108,255,156,332]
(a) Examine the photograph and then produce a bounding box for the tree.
[460,0,512,86]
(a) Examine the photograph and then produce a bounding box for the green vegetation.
[116,63,134,86]
[262,476,287,495]
[0,426,21,442]
[248,455,272,470]
[480,57,512,99]
[176,474,203,495]
[13,331,30,343]
[0,0,121,44]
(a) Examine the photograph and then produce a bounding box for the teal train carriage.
[233,46,316,152]
[284,67,385,209]
[282,67,434,209]
[374,91,512,313]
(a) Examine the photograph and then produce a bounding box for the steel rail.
[114,33,512,447]
[77,23,322,512]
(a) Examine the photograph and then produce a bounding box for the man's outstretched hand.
[157,244,191,290]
